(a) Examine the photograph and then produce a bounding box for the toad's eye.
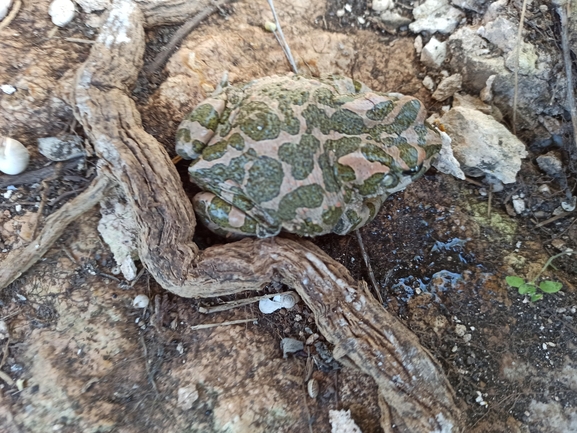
[403,164,424,177]
[381,173,398,188]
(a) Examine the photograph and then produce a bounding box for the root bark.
[1,1,463,431]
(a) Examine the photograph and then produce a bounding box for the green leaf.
[506,276,525,288]
[518,283,536,295]
[531,293,544,302]
[539,280,562,293]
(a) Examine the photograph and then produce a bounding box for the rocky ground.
[0,0,576,432]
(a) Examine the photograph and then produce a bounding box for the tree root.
[1,1,463,431]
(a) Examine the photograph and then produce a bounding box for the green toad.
[176,74,442,238]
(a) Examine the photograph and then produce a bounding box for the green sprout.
[506,250,573,302]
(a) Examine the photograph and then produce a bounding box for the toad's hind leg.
[175,96,227,161]
[192,192,261,239]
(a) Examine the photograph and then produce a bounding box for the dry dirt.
[1,0,577,432]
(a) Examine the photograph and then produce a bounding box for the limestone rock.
[441,106,527,183]
[432,73,462,101]
[409,0,465,34]
[420,37,447,69]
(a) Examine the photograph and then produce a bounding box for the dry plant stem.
[0,174,112,288]
[2,1,462,430]
[198,290,297,314]
[267,0,298,73]
[189,318,257,330]
[0,0,21,32]
[557,2,577,150]
[512,0,528,134]
[355,230,384,304]
[144,0,231,76]
[0,158,82,188]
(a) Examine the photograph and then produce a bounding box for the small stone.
[432,74,462,101]
[551,238,566,250]
[280,338,304,358]
[463,333,472,343]
[379,11,412,32]
[410,0,465,34]
[49,0,75,27]
[562,197,576,212]
[0,0,12,21]
[38,134,85,161]
[455,324,467,337]
[538,184,551,194]
[480,75,496,103]
[422,76,435,91]
[420,37,447,69]
[536,152,563,177]
[512,196,526,214]
[1,84,16,95]
[177,386,199,410]
[336,9,345,17]
[344,3,352,12]
[133,294,150,309]
[414,35,423,54]
[372,0,393,11]
[0,320,9,340]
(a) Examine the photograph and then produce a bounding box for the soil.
[1,0,576,432]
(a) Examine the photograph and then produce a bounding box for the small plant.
[506,250,572,302]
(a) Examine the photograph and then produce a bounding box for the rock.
[432,130,466,180]
[379,11,412,32]
[432,73,462,100]
[409,0,465,35]
[329,409,363,433]
[372,0,393,12]
[414,35,423,54]
[420,37,447,69]
[512,196,526,214]
[478,17,518,52]
[536,152,564,178]
[177,386,199,410]
[48,0,75,27]
[504,43,538,75]
[441,106,527,183]
[452,0,489,13]
[1,84,16,95]
[37,134,84,161]
[74,0,110,13]
[448,26,507,92]
[452,93,492,114]
[422,75,435,90]
[480,74,496,102]
[0,0,12,21]
[483,0,508,24]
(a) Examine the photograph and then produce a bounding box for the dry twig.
[198,290,297,313]
[190,318,257,330]
[0,0,21,32]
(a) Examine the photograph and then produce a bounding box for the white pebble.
[133,294,150,309]
[344,3,352,12]
[372,0,393,12]
[0,137,30,175]
[1,84,16,95]
[0,0,12,21]
[357,16,366,25]
[336,9,345,17]
[49,0,76,27]
[512,196,526,214]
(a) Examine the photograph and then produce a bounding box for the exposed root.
[0,1,463,431]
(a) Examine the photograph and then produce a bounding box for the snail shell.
[307,378,319,399]
[0,137,30,175]
[259,292,300,314]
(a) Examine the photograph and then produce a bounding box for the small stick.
[190,318,257,330]
[140,335,159,398]
[0,158,83,189]
[64,38,95,44]
[266,0,298,74]
[487,183,493,219]
[556,2,577,150]
[0,0,21,32]
[355,230,384,304]
[198,290,297,313]
[144,0,232,76]
[0,174,112,290]
[512,0,529,134]
[534,212,574,228]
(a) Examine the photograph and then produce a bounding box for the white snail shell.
[48,0,75,27]
[307,378,319,399]
[0,137,30,175]
[259,292,300,314]
[0,0,12,21]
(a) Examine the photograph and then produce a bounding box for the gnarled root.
[2,1,463,431]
